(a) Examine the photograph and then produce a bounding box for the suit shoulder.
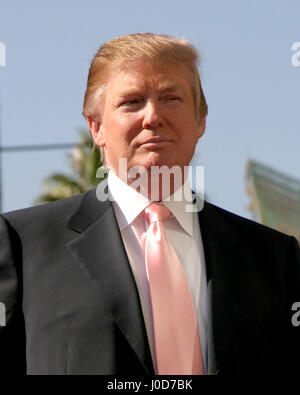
[203,201,295,245]
[1,192,86,230]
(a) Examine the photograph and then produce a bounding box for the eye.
[120,98,143,106]
[125,100,140,105]
[163,96,182,105]
[118,99,144,111]
[164,95,181,100]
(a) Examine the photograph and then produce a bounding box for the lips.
[140,137,173,145]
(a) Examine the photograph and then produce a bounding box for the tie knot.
[142,203,172,224]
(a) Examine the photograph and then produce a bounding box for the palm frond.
[35,130,104,204]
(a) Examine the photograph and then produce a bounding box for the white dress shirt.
[107,170,208,374]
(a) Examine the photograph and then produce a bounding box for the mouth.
[139,137,173,148]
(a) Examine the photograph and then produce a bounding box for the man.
[0,33,299,375]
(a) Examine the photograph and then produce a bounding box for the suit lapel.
[65,188,248,375]
[66,188,154,375]
[199,202,249,375]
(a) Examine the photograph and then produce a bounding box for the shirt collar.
[107,169,194,236]
[108,170,151,231]
[162,181,194,237]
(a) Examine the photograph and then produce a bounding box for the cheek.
[170,109,195,132]
[176,128,199,158]
[108,115,141,142]
[173,121,198,144]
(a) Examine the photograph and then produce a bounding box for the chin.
[141,152,176,169]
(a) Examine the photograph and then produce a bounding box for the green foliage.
[35,130,103,203]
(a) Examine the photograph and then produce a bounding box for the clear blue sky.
[0,0,299,217]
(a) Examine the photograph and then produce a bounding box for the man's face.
[90,61,205,176]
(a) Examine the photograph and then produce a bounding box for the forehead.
[105,61,193,95]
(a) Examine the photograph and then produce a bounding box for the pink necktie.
[142,203,204,375]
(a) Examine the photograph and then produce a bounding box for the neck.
[115,165,188,201]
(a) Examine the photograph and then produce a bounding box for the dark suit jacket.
[0,187,299,375]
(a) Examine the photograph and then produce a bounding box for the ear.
[196,116,206,139]
[87,116,105,147]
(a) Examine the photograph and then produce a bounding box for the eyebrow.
[118,84,184,98]
[158,86,183,95]
[156,82,183,93]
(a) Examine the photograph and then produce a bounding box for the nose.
[142,100,164,130]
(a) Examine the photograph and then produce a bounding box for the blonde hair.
[82,33,208,164]
[83,33,208,120]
